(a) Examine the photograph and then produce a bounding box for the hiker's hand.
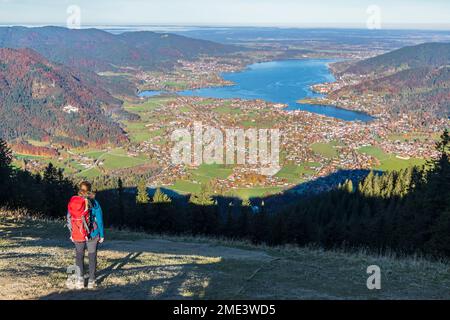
[70,236,74,243]
[99,238,104,244]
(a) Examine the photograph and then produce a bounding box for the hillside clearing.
[358,146,426,171]
[1,215,450,300]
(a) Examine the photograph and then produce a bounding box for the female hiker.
[67,181,104,289]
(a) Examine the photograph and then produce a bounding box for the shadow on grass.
[38,257,233,300]
[96,252,143,285]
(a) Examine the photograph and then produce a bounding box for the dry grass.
[1,211,450,300]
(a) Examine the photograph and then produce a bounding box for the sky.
[1,0,450,29]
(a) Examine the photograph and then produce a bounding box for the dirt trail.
[0,224,273,300]
[102,239,272,261]
[3,217,450,300]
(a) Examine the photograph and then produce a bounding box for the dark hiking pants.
[74,237,99,281]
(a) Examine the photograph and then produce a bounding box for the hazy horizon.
[1,0,450,31]
[1,23,450,32]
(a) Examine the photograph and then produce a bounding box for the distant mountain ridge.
[335,42,450,117]
[0,48,127,146]
[0,26,240,72]
[344,42,450,75]
[0,27,241,147]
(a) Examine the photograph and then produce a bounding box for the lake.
[140,59,374,122]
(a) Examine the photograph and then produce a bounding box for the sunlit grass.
[2,214,450,300]
[358,146,426,171]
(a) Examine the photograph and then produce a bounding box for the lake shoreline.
[139,58,374,122]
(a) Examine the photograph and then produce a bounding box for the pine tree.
[136,179,149,204]
[117,178,125,226]
[427,208,450,256]
[0,138,12,169]
[153,188,172,203]
[360,171,375,196]
[189,183,214,206]
[0,138,13,205]
[343,179,354,193]
[43,163,58,183]
[42,163,59,217]
[242,198,251,207]
[237,208,250,238]
[436,129,450,155]
[372,174,381,197]
[424,130,450,253]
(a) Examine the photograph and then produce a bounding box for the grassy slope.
[358,146,426,171]
[1,213,450,300]
[311,141,341,159]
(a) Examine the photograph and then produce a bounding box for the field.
[76,167,103,179]
[14,153,87,176]
[167,164,233,195]
[358,146,426,171]
[225,187,284,199]
[311,141,341,159]
[99,153,146,170]
[167,163,290,198]
[387,132,440,143]
[240,118,277,128]
[275,163,320,184]
[163,81,189,90]
[2,214,450,300]
[212,102,242,115]
[75,148,149,178]
[169,180,203,194]
[190,164,234,181]
[124,99,167,113]
[121,98,177,144]
[169,182,284,199]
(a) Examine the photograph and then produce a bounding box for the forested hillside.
[0,48,128,146]
[335,43,450,117]
[344,42,450,75]
[0,26,240,72]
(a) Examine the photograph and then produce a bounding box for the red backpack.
[68,196,90,242]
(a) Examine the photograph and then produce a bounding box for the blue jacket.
[67,199,105,239]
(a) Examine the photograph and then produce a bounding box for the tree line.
[0,130,449,258]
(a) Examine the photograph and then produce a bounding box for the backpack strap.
[81,215,90,240]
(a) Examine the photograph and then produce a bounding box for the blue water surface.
[140,59,373,122]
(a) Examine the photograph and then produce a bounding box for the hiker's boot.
[87,279,97,289]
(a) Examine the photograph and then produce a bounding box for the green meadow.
[168,163,286,199]
[387,132,439,143]
[226,186,284,199]
[358,146,426,171]
[168,180,203,195]
[275,163,320,184]
[122,97,176,143]
[76,167,103,179]
[163,81,189,90]
[124,97,175,114]
[74,148,149,178]
[167,164,233,194]
[311,141,342,159]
